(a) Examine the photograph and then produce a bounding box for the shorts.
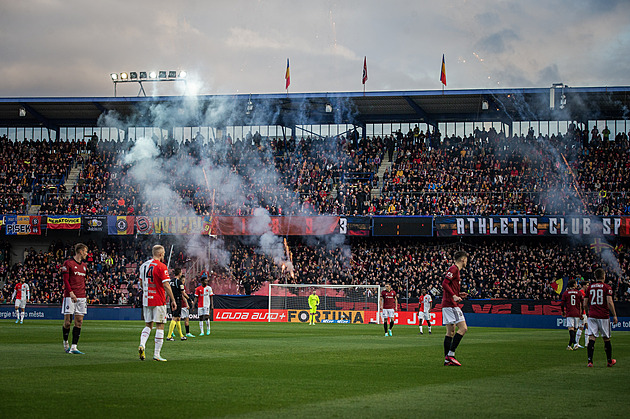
[419,311,431,322]
[381,308,396,319]
[579,315,587,328]
[62,297,88,316]
[566,317,580,329]
[309,306,317,314]
[15,299,27,309]
[587,318,611,339]
[198,307,210,317]
[442,307,466,325]
[181,307,190,319]
[143,305,168,324]
[171,303,182,319]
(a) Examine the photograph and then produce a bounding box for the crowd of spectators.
[3,237,627,306]
[0,135,80,214]
[1,125,629,217]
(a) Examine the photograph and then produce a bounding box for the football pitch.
[1,320,628,418]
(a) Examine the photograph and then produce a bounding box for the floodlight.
[158,71,167,79]
[110,73,118,81]
[325,103,333,113]
[139,71,147,79]
[168,71,177,78]
[149,71,157,79]
[179,71,187,78]
[481,100,489,110]
[19,107,27,117]
[130,72,138,80]
[120,72,128,80]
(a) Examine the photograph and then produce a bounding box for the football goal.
[268,284,381,323]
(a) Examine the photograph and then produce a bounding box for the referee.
[167,268,189,341]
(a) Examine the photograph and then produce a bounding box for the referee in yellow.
[308,290,320,325]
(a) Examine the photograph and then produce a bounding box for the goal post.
[268,284,381,324]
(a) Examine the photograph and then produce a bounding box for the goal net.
[268,284,381,324]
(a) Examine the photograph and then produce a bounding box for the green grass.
[0,320,628,418]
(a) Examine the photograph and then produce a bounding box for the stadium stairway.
[62,167,82,198]
[373,151,397,198]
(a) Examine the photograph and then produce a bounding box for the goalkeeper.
[308,290,319,325]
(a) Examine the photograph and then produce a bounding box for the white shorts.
[62,297,87,316]
[15,299,27,309]
[181,307,190,319]
[587,318,611,339]
[381,309,395,319]
[566,317,580,329]
[198,307,210,317]
[419,311,431,322]
[143,305,167,324]
[442,307,466,325]
[579,315,587,328]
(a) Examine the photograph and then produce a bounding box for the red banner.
[206,216,340,236]
[46,215,81,230]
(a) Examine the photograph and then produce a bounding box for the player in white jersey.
[12,277,30,324]
[194,277,214,336]
[419,289,433,335]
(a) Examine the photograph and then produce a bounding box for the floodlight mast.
[110,70,187,97]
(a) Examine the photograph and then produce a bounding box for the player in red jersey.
[61,243,89,354]
[561,279,584,350]
[585,268,618,367]
[138,245,177,362]
[442,251,469,366]
[380,283,398,336]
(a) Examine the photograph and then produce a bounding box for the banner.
[340,216,371,236]
[142,216,204,235]
[46,215,81,230]
[4,215,41,235]
[207,216,340,236]
[435,215,630,237]
[83,215,107,233]
[287,309,366,324]
[107,216,135,235]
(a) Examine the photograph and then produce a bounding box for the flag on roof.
[285,58,290,89]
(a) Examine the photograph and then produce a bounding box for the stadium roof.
[1,86,629,131]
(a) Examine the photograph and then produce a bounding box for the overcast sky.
[1,0,629,98]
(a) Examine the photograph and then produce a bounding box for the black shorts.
[171,303,182,319]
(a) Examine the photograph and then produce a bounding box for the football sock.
[604,340,612,362]
[444,335,453,357]
[384,322,389,334]
[15,309,20,320]
[185,324,190,334]
[62,326,70,343]
[575,329,582,344]
[140,326,151,348]
[20,311,25,321]
[389,320,395,330]
[448,332,464,356]
[428,325,432,332]
[71,327,81,345]
[154,329,164,357]
[206,320,211,331]
[569,330,576,346]
[587,340,595,362]
[419,325,423,333]
[168,320,176,338]
[176,321,183,338]
[199,321,204,334]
